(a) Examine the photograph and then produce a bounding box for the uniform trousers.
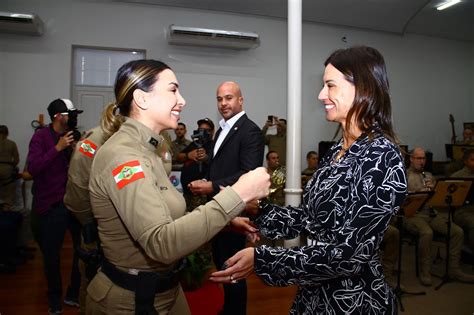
[212,230,247,315]
[404,212,464,273]
[453,206,474,253]
[382,224,400,276]
[32,203,81,309]
[86,271,190,314]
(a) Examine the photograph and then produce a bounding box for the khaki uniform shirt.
[0,137,19,180]
[89,118,244,272]
[407,167,435,216]
[64,126,106,226]
[451,166,474,178]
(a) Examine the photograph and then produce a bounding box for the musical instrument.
[449,114,456,144]
[270,165,286,194]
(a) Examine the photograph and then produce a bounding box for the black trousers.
[212,231,247,315]
[32,203,81,309]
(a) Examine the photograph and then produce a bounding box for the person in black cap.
[180,118,215,212]
[27,98,83,314]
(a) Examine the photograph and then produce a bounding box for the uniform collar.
[123,117,163,152]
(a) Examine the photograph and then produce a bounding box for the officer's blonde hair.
[100,102,125,140]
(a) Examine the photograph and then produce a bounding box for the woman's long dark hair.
[325,46,396,142]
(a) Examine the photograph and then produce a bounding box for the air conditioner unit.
[167,25,260,50]
[0,11,44,36]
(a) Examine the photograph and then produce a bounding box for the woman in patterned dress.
[210,46,407,314]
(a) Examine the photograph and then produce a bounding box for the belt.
[101,259,185,315]
[101,258,184,293]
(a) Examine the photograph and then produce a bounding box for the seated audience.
[459,127,474,145]
[404,147,474,285]
[301,150,319,187]
[266,150,285,206]
[450,149,474,254]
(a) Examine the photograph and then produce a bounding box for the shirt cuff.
[213,186,245,215]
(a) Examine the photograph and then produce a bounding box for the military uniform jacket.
[0,137,19,181]
[64,126,106,226]
[89,118,245,272]
[254,131,407,314]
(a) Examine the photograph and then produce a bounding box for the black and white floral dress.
[254,131,407,315]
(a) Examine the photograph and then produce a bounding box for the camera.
[191,128,212,147]
[67,111,81,142]
[267,115,273,123]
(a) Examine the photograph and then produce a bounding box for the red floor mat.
[184,280,224,315]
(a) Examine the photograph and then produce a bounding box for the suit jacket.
[207,113,264,196]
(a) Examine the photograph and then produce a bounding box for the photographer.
[262,115,287,165]
[180,118,215,212]
[27,98,83,314]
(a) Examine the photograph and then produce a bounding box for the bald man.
[189,81,264,315]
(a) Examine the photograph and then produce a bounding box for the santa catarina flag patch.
[79,140,98,158]
[112,160,145,189]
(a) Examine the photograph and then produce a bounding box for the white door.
[72,86,115,132]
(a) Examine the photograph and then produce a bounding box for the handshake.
[188,167,270,204]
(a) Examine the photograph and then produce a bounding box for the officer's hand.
[55,131,74,151]
[232,167,270,203]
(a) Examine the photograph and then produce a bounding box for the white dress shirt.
[213,111,246,156]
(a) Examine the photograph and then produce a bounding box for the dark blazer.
[207,113,264,196]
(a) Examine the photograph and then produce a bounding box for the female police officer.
[86,59,270,314]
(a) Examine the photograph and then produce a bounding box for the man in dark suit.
[189,81,264,315]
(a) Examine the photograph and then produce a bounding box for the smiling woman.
[85,59,270,314]
[209,46,407,315]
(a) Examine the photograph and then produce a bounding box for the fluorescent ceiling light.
[436,0,461,10]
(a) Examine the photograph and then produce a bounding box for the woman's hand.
[244,199,261,217]
[229,217,260,244]
[209,247,255,284]
[232,167,270,203]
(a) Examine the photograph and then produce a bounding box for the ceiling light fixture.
[436,0,461,11]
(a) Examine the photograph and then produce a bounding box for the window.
[72,47,145,87]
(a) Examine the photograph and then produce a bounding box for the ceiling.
[114,0,474,42]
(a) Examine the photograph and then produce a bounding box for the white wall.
[1,0,473,169]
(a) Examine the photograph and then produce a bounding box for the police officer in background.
[64,103,124,314]
[86,59,270,314]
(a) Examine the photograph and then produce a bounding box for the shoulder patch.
[112,160,145,189]
[79,139,98,158]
